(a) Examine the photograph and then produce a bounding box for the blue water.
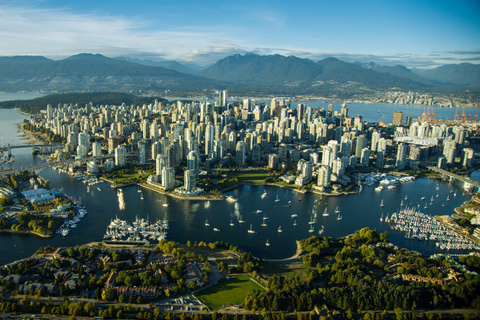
[0,93,477,266]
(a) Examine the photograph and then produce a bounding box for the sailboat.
[288,201,292,207]
[248,224,256,234]
[265,239,270,246]
[380,212,383,222]
[337,214,343,221]
[309,225,315,233]
[239,215,245,223]
[322,207,329,217]
[454,191,457,197]
[318,225,324,235]
[278,226,283,233]
[293,220,297,226]
[261,218,268,227]
[446,195,450,202]
[230,220,234,227]
[405,195,408,201]
[205,219,210,227]
[275,194,280,202]
[334,206,340,214]
[400,199,404,207]
[309,215,316,224]
[380,200,384,207]
[140,194,144,200]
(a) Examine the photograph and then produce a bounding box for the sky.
[0,0,479,68]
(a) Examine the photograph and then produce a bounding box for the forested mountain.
[0,52,478,94]
[413,63,480,87]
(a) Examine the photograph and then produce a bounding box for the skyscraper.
[393,111,403,126]
[115,145,127,167]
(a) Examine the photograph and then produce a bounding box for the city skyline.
[0,0,479,68]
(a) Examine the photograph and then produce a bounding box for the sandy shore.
[15,122,49,145]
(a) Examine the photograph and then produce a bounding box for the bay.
[0,93,477,266]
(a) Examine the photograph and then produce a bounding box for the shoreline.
[0,228,53,238]
[15,122,49,145]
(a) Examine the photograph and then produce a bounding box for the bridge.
[427,166,480,190]
[0,143,64,154]
[0,154,115,177]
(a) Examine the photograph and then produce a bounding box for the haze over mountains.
[0,53,478,95]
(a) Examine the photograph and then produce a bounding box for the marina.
[103,216,168,243]
[389,207,480,251]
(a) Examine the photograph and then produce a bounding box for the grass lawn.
[231,171,269,181]
[196,275,265,310]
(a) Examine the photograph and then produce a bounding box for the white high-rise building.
[360,148,370,167]
[396,143,407,170]
[138,140,148,165]
[187,151,200,179]
[317,165,331,188]
[184,169,196,192]
[115,145,127,167]
[78,131,90,153]
[92,142,102,157]
[162,167,175,190]
[205,122,214,155]
[156,154,167,176]
[236,141,246,166]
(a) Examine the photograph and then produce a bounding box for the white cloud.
[0,3,477,69]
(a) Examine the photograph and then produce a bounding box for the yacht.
[261,191,267,199]
[248,224,256,234]
[213,228,220,232]
[205,219,210,227]
[163,203,169,207]
[226,196,238,202]
[288,201,292,207]
[291,213,298,218]
[256,210,262,214]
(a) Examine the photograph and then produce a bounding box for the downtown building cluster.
[27,94,478,194]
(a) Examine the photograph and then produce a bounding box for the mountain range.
[0,53,478,95]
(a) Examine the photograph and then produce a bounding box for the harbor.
[389,206,480,251]
[104,215,168,243]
